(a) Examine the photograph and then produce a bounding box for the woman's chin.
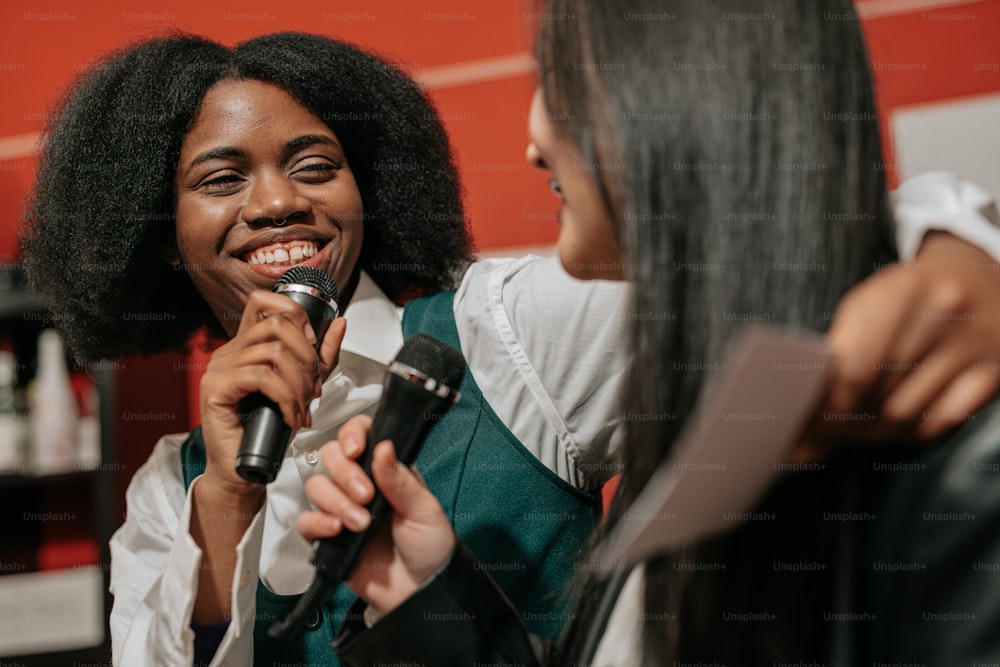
[558,245,625,281]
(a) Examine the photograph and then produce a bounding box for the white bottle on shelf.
[0,351,25,474]
[75,381,101,471]
[30,329,78,475]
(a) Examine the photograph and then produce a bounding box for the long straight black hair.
[537,0,896,662]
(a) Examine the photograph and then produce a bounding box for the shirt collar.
[339,270,404,366]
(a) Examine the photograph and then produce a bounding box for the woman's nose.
[242,171,308,226]
[526,141,547,171]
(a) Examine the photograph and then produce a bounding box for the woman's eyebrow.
[184,146,245,175]
[183,135,341,175]
[286,134,341,151]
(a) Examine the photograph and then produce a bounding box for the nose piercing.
[274,217,288,226]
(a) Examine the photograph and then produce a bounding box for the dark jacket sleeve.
[333,541,553,667]
[865,399,1000,667]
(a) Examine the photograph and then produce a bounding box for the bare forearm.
[189,479,264,624]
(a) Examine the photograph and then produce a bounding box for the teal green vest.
[181,290,599,665]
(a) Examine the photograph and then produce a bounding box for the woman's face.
[170,79,365,336]
[526,88,624,280]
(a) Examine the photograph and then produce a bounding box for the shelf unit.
[0,271,116,664]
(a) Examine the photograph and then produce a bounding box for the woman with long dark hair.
[310,1,1000,665]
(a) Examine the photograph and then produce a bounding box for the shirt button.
[305,608,322,630]
[304,448,320,465]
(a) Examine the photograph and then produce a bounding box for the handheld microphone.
[268,332,465,640]
[235,266,339,485]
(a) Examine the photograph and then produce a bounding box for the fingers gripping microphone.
[269,333,466,640]
[235,266,339,485]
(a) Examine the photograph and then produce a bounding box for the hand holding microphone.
[199,266,344,496]
[274,333,466,638]
[236,266,340,483]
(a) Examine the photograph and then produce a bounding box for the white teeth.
[246,241,319,266]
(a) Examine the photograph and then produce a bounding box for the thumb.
[369,440,440,521]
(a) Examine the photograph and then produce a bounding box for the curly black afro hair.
[21,32,473,362]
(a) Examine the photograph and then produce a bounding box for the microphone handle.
[235,395,292,483]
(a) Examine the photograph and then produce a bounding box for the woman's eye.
[201,174,242,190]
[294,162,337,180]
[549,179,563,196]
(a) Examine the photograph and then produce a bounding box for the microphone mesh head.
[396,334,466,389]
[274,266,338,302]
